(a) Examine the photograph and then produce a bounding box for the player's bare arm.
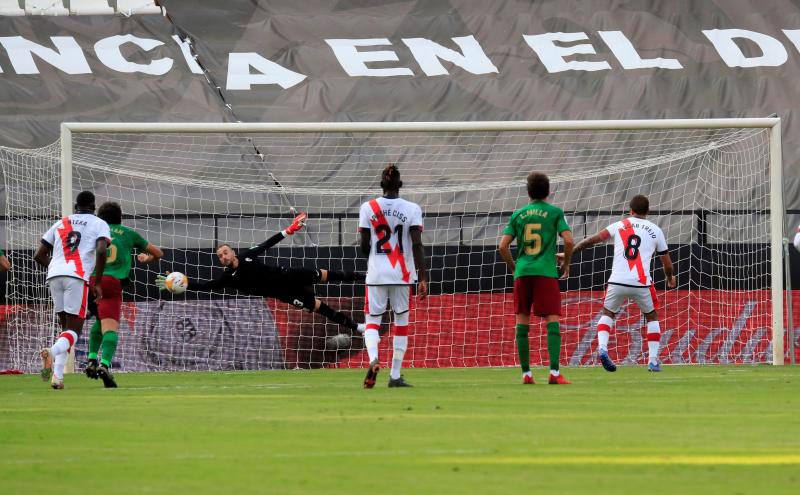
[410,227,428,299]
[660,252,677,288]
[498,234,516,273]
[572,229,611,254]
[137,243,164,264]
[559,230,575,279]
[559,229,610,268]
[33,241,52,268]
[0,255,10,272]
[93,238,108,301]
[359,228,371,257]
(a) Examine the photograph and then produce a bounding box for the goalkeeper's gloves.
[283,212,307,236]
[155,273,168,291]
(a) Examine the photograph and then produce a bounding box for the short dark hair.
[216,243,234,252]
[526,172,550,200]
[630,195,649,215]
[75,191,95,210]
[97,201,122,225]
[380,163,403,191]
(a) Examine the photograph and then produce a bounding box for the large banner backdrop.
[0,0,798,212]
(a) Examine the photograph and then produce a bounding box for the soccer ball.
[165,272,189,294]
[326,332,352,349]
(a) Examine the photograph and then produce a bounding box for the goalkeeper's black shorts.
[267,267,321,311]
[273,285,317,311]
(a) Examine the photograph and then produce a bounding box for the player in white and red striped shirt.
[794,224,800,252]
[33,191,110,389]
[358,164,428,388]
[570,195,676,372]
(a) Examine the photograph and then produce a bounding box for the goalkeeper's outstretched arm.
[240,233,287,259]
[188,277,225,292]
[240,212,307,258]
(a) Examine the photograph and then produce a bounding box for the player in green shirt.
[0,247,10,272]
[499,172,574,385]
[85,202,163,387]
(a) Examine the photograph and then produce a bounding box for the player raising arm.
[570,195,676,372]
[499,172,573,385]
[85,201,163,388]
[359,164,428,389]
[156,213,366,336]
[34,191,110,390]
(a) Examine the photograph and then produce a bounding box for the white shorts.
[366,285,411,317]
[603,284,657,315]
[48,276,89,318]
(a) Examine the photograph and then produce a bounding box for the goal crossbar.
[61,118,781,134]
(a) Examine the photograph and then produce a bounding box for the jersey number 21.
[375,224,403,254]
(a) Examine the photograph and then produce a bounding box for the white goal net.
[0,120,786,372]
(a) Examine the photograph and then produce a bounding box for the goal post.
[769,119,784,365]
[0,118,786,373]
[60,125,75,374]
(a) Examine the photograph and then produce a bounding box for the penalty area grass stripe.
[431,455,800,465]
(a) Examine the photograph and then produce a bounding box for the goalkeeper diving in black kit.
[156,213,366,335]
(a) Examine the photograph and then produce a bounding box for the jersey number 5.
[375,224,404,254]
[106,243,118,264]
[524,224,542,255]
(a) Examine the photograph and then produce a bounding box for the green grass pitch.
[2,366,799,495]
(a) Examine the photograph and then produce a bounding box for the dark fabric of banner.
[92,299,284,371]
[0,0,798,205]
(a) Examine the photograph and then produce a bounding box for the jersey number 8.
[624,234,641,260]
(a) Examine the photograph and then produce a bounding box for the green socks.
[515,323,530,372]
[100,331,119,367]
[88,320,102,361]
[517,322,561,373]
[89,320,119,367]
[88,321,120,367]
[546,322,561,371]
